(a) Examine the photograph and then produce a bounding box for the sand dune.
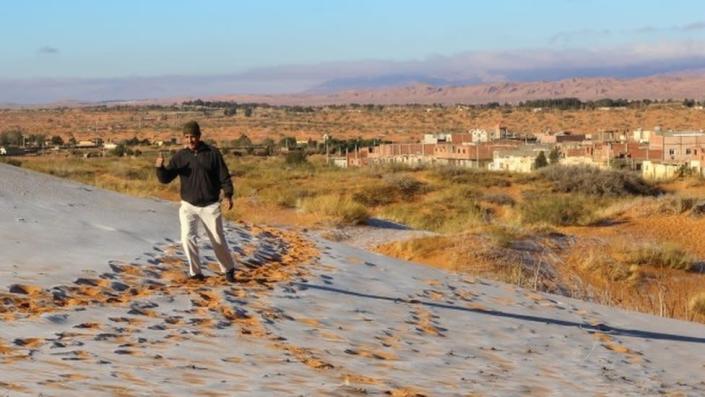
[2,163,705,396]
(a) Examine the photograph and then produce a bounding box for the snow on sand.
[1,163,705,396]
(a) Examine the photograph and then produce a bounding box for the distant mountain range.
[208,70,705,106]
[3,69,705,108]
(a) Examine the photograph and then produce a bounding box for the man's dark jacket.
[156,142,233,207]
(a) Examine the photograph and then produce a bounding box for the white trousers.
[179,201,236,276]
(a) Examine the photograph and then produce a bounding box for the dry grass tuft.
[519,193,600,226]
[298,195,370,225]
[627,243,696,271]
[689,293,705,316]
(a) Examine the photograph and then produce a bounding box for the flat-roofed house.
[367,143,435,166]
[489,145,552,173]
[650,130,705,162]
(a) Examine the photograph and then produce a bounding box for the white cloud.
[38,46,59,55]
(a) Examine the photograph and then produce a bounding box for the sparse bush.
[383,174,426,196]
[377,162,424,173]
[539,165,660,197]
[110,143,133,157]
[113,164,150,180]
[380,187,489,232]
[487,225,523,248]
[690,201,705,217]
[265,188,314,209]
[0,157,22,167]
[481,193,515,206]
[352,174,428,206]
[657,196,697,214]
[285,150,308,165]
[433,167,512,187]
[352,184,398,207]
[520,194,597,226]
[636,195,698,216]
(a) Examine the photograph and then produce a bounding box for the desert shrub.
[690,201,705,217]
[230,162,257,177]
[298,195,369,225]
[486,225,523,248]
[628,195,700,217]
[382,174,426,196]
[689,293,705,316]
[520,194,597,226]
[352,174,428,206]
[539,165,660,197]
[262,188,315,208]
[380,187,489,232]
[433,167,512,187]
[656,196,697,214]
[628,244,696,271]
[0,157,22,167]
[352,184,398,207]
[376,162,425,173]
[481,193,515,206]
[382,202,485,232]
[110,143,133,157]
[113,162,151,180]
[285,150,308,165]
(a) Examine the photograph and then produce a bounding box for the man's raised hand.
[155,151,165,168]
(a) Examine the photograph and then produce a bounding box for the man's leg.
[200,202,236,273]
[179,201,203,276]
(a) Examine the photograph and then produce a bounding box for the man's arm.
[155,152,179,184]
[216,150,234,210]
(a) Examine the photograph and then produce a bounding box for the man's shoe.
[189,273,206,281]
[225,269,236,283]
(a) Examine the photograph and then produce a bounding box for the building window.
[669,149,676,155]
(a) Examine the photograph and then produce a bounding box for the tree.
[27,133,46,147]
[122,136,141,146]
[548,147,561,164]
[233,134,252,147]
[534,151,548,169]
[285,150,308,165]
[261,138,275,155]
[0,130,23,146]
[110,143,133,157]
[278,136,297,149]
[50,135,64,145]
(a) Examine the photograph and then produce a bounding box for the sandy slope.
[2,164,705,396]
[0,163,180,288]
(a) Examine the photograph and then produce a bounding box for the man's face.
[183,133,200,151]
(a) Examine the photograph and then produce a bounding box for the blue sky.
[2,0,705,102]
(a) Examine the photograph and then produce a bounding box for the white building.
[632,128,653,144]
[423,133,453,144]
[469,128,490,143]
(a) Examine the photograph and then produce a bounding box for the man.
[155,121,236,282]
